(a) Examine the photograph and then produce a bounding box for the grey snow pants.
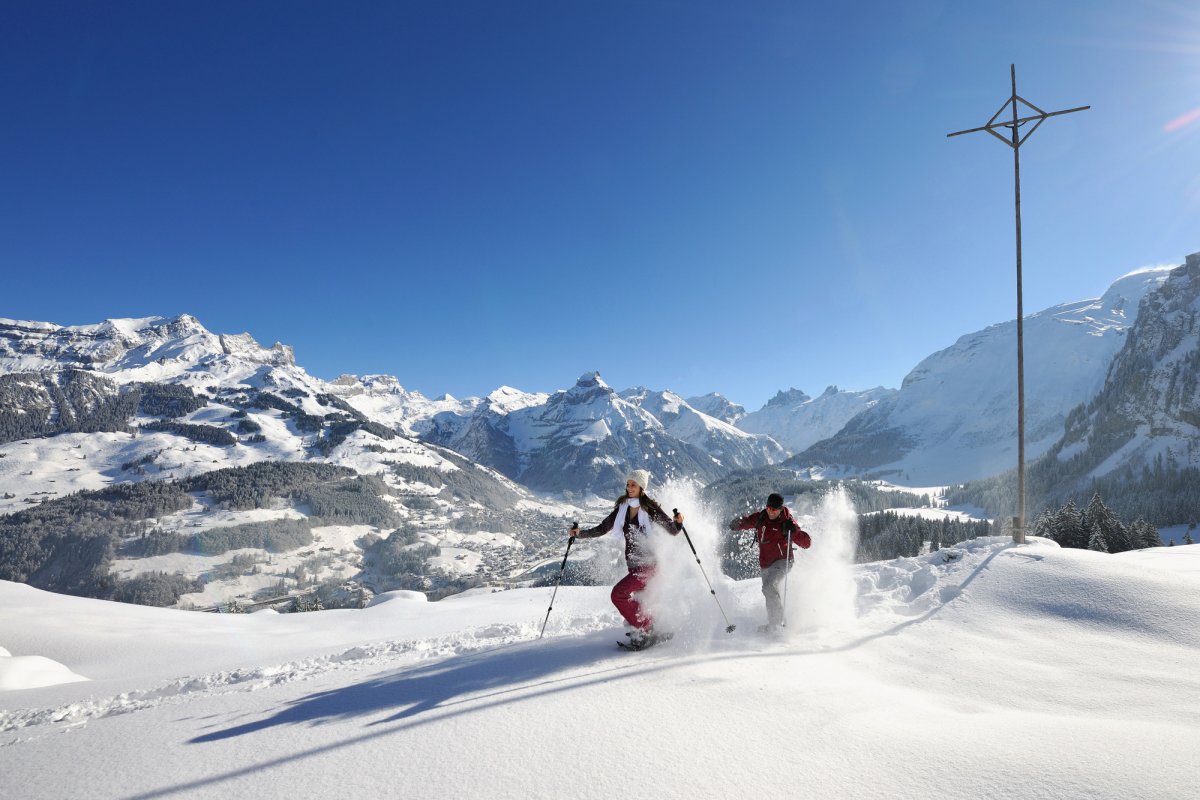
[761,558,793,626]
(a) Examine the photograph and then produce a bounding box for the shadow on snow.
[125,547,1008,799]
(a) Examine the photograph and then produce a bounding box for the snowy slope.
[685,392,747,425]
[791,267,1175,484]
[2,525,1197,799]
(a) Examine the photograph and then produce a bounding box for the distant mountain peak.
[739,385,894,454]
[685,392,747,426]
[575,371,606,388]
[217,332,295,367]
[766,388,811,407]
[0,313,305,388]
[563,372,614,403]
[484,386,548,414]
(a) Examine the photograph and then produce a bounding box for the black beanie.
[766,493,784,509]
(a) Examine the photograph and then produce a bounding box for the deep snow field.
[2,494,1198,800]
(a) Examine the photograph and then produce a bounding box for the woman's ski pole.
[537,524,576,640]
[674,509,736,634]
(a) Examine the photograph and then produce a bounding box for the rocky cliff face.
[0,315,294,380]
[1050,255,1200,480]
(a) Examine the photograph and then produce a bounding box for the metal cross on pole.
[947,65,1089,545]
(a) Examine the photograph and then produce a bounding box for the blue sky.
[2,1,1198,410]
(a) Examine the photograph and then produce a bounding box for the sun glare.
[1164,107,1200,133]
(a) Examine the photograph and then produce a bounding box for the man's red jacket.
[730,506,812,568]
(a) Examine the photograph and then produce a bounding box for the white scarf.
[613,499,649,535]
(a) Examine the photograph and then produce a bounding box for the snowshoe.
[616,630,674,651]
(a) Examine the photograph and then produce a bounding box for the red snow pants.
[611,566,656,631]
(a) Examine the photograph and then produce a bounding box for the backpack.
[756,508,801,541]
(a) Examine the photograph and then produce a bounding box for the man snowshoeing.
[729,493,811,633]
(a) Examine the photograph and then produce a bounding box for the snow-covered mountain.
[685,392,747,425]
[0,314,487,450]
[324,373,477,437]
[0,315,577,609]
[787,266,1177,485]
[738,385,896,454]
[422,372,736,497]
[0,314,295,386]
[419,385,551,480]
[0,315,480,437]
[618,387,785,470]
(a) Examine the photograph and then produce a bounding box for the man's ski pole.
[538,524,576,640]
[781,524,793,628]
[673,509,736,634]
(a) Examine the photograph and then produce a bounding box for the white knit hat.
[626,469,651,493]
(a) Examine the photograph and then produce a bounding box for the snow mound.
[0,653,90,691]
[365,590,430,606]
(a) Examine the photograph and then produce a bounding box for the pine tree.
[1031,509,1056,541]
[1130,518,1163,549]
[1087,528,1109,552]
[1055,500,1088,550]
[1083,493,1130,553]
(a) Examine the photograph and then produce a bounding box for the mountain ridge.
[786,266,1178,484]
